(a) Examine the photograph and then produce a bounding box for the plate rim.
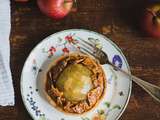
[20,29,132,120]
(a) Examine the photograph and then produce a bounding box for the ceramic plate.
[21,29,132,120]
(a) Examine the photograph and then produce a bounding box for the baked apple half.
[45,53,106,114]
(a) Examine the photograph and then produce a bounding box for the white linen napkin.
[0,0,15,106]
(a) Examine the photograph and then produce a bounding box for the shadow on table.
[113,0,149,37]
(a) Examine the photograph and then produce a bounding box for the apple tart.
[45,53,106,114]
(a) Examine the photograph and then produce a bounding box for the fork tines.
[77,37,98,58]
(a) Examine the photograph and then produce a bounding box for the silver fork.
[78,38,160,103]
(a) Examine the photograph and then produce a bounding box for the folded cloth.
[0,0,15,106]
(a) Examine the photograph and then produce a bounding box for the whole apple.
[37,0,73,19]
[142,4,160,38]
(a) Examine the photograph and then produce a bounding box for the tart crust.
[45,53,106,114]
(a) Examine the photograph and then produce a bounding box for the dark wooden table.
[0,0,160,120]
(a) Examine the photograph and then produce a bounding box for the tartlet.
[45,53,106,114]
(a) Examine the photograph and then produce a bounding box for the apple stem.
[71,0,78,12]
[146,8,157,17]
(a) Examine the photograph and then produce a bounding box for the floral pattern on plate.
[21,29,132,120]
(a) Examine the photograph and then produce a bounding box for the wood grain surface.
[0,0,160,120]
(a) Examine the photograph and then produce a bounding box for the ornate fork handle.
[113,64,160,103]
